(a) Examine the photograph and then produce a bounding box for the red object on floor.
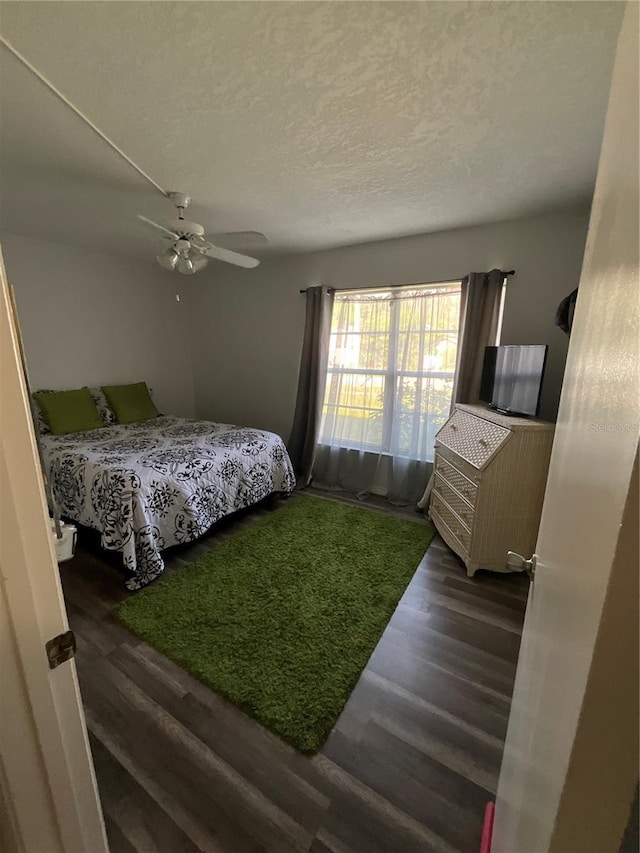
[480,802,496,853]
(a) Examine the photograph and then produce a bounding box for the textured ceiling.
[0,1,623,260]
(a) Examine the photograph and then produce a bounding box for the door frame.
[0,244,108,853]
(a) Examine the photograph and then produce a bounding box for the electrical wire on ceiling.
[0,35,167,198]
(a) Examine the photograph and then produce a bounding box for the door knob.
[507,551,537,580]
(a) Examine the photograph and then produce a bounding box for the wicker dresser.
[429,404,554,577]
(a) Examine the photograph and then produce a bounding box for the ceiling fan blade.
[208,231,268,248]
[137,214,179,240]
[202,243,260,269]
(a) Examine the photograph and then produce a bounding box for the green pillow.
[101,382,159,424]
[33,388,103,436]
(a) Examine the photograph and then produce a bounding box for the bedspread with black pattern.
[41,416,296,590]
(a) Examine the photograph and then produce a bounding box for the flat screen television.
[480,345,548,417]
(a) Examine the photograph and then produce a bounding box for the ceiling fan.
[137,192,263,274]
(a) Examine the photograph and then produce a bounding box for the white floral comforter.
[41,416,295,589]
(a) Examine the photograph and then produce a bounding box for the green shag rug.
[115,494,435,753]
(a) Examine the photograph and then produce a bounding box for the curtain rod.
[299,270,515,294]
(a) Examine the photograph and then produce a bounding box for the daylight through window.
[319,283,462,462]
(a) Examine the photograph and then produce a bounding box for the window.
[319,282,462,462]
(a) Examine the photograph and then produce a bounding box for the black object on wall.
[555,287,578,335]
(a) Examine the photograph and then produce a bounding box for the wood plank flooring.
[59,492,529,853]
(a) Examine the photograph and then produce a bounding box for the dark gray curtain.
[451,269,506,404]
[418,269,505,510]
[287,286,334,487]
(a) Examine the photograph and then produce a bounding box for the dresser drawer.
[436,409,510,469]
[433,474,475,529]
[430,492,471,552]
[434,454,478,506]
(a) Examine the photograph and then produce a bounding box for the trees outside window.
[319,283,461,463]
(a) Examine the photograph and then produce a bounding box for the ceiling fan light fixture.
[176,255,195,275]
[157,244,208,275]
[176,246,209,275]
[157,247,179,270]
[190,253,209,273]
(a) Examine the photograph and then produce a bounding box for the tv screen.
[480,345,548,417]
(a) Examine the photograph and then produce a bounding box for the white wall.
[1,232,195,417]
[188,206,590,438]
[1,206,591,436]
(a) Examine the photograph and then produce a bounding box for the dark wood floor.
[60,492,529,853]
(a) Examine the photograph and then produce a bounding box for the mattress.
[41,416,295,589]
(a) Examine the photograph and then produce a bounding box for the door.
[0,245,108,853]
[492,4,639,852]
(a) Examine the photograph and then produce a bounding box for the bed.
[41,416,296,589]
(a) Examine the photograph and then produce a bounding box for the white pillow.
[88,387,117,426]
